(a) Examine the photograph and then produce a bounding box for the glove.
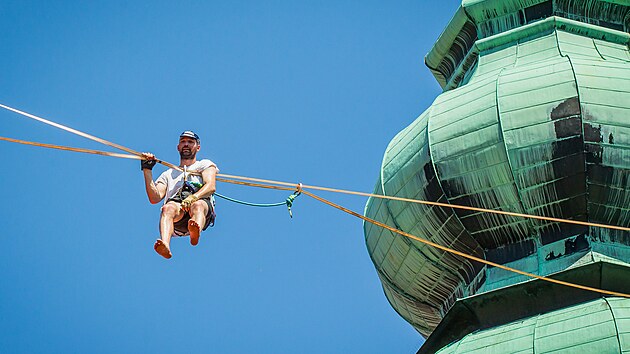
[181,194,199,212]
[141,158,157,170]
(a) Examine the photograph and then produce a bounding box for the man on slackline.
[141,131,219,259]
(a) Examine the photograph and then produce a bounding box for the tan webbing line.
[217,174,630,233]
[0,104,188,173]
[0,104,142,157]
[1,133,629,297]
[0,102,628,233]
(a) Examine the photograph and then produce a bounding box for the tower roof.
[426,0,630,89]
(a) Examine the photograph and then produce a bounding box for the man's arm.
[194,165,217,199]
[141,152,167,204]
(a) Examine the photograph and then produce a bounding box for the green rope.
[214,191,301,218]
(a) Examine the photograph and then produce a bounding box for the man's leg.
[155,201,184,259]
[188,200,209,246]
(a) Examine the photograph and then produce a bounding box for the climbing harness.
[178,165,216,227]
[2,103,630,299]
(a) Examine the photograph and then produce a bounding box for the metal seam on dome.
[394,108,474,277]
[602,297,623,351]
[496,62,538,239]
[532,312,541,353]
[561,33,592,229]
[424,100,482,282]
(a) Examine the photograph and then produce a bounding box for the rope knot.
[285,183,303,218]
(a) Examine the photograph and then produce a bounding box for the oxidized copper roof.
[364,0,630,340]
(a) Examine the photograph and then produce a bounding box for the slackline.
[2,103,629,299]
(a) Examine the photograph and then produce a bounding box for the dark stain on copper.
[544,235,589,260]
[551,97,580,120]
[585,143,603,164]
[554,117,582,139]
[583,123,603,143]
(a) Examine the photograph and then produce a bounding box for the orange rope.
[0,102,626,233]
[2,103,630,298]
[299,189,630,298]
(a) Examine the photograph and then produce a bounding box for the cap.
[180,130,200,142]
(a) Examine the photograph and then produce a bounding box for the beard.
[179,149,197,159]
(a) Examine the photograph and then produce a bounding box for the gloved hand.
[141,154,157,170]
[181,194,199,212]
[141,159,157,170]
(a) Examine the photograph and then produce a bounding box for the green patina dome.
[363,0,630,351]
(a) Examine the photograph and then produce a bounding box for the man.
[141,131,219,259]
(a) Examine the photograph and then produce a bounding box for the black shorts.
[168,191,216,236]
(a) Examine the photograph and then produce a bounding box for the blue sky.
[0,1,460,353]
